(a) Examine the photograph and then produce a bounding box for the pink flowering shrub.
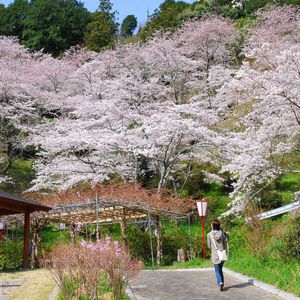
[45,237,142,300]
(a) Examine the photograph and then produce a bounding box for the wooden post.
[201,216,206,259]
[23,211,30,269]
[96,192,100,241]
[154,215,162,266]
[120,208,127,247]
[70,224,76,244]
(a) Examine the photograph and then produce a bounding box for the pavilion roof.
[0,191,52,216]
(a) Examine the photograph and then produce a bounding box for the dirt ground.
[0,268,55,300]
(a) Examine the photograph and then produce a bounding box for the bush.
[0,239,23,271]
[44,237,142,300]
[283,215,300,260]
[127,223,200,266]
[258,191,283,210]
[162,231,189,265]
[244,220,269,259]
[127,225,154,265]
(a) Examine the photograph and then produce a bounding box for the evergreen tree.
[0,0,30,38]
[0,4,6,35]
[120,15,137,38]
[138,0,190,41]
[85,0,118,52]
[22,0,90,56]
[99,0,113,13]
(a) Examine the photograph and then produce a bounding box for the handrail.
[257,200,300,220]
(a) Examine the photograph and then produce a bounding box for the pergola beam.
[0,204,28,213]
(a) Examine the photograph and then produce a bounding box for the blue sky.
[0,0,193,27]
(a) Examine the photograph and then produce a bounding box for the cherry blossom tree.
[0,37,83,185]
[28,16,238,192]
[0,37,40,182]
[3,7,298,219]
[219,6,300,215]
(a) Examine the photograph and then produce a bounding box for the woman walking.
[207,219,228,291]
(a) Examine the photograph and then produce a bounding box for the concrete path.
[130,270,280,300]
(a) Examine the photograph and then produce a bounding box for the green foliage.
[1,0,300,56]
[276,173,300,193]
[258,191,284,210]
[161,230,190,265]
[0,239,23,271]
[227,219,300,296]
[57,270,129,300]
[0,158,35,194]
[0,117,23,188]
[234,16,257,33]
[283,215,300,260]
[85,5,117,52]
[278,0,300,3]
[177,0,300,23]
[138,0,190,41]
[0,0,30,37]
[84,0,118,52]
[156,258,211,269]
[0,4,5,37]
[22,0,90,56]
[127,225,154,265]
[99,0,113,14]
[241,0,271,16]
[40,228,70,253]
[120,15,137,38]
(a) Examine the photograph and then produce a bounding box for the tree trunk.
[154,215,162,266]
[31,227,41,269]
[120,208,127,247]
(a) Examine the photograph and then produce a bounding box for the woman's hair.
[212,219,221,230]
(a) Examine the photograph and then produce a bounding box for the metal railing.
[257,200,300,220]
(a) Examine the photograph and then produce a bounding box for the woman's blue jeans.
[214,262,224,286]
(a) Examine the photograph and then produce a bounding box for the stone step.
[0,280,23,299]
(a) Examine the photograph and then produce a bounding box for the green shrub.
[258,191,283,210]
[0,239,23,271]
[127,225,155,265]
[161,231,189,265]
[283,215,300,260]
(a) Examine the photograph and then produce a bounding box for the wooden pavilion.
[0,191,51,269]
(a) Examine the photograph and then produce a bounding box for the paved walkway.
[130,270,280,300]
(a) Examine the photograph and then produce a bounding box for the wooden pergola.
[41,199,187,224]
[0,191,51,269]
[27,183,195,266]
[34,197,190,267]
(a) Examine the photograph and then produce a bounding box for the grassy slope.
[0,157,35,194]
[226,224,300,296]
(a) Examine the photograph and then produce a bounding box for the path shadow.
[225,282,252,291]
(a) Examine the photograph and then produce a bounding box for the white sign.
[196,201,208,217]
[0,223,5,230]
